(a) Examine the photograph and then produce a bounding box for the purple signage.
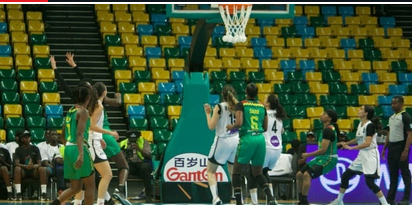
[306,144,412,203]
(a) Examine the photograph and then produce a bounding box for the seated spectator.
[0,146,13,200]
[287,139,307,170]
[306,131,317,144]
[6,130,23,160]
[13,130,49,201]
[120,130,153,203]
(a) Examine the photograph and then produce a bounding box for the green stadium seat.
[39,81,58,93]
[322,71,341,83]
[274,83,292,94]
[210,81,225,94]
[150,143,158,159]
[7,128,21,142]
[1,91,19,104]
[214,36,232,48]
[283,118,292,131]
[18,69,36,81]
[156,142,167,156]
[134,70,151,84]
[289,105,307,119]
[129,118,148,130]
[317,59,334,72]
[340,95,359,106]
[30,128,46,143]
[181,47,190,59]
[0,117,3,129]
[300,94,317,106]
[329,83,348,95]
[287,72,303,82]
[310,16,326,27]
[364,49,382,61]
[119,82,137,93]
[375,106,384,118]
[146,4,166,14]
[34,57,51,69]
[0,69,16,79]
[248,71,265,83]
[282,131,297,142]
[320,95,338,106]
[153,129,173,143]
[47,117,63,129]
[335,106,347,119]
[391,61,407,73]
[229,71,246,81]
[143,94,161,105]
[111,58,128,70]
[164,47,180,60]
[163,94,182,106]
[347,131,356,141]
[6,117,25,129]
[281,26,297,38]
[350,84,368,95]
[24,103,42,117]
[232,81,246,94]
[30,34,47,45]
[146,105,166,117]
[22,93,40,105]
[105,35,121,47]
[150,117,169,130]
[279,94,299,105]
[155,25,172,36]
[292,83,310,94]
[170,118,179,130]
[27,115,46,129]
[0,79,18,92]
[358,38,374,49]
[313,119,323,131]
[352,119,360,130]
[210,71,227,82]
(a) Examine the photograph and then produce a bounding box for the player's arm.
[401,113,412,161]
[262,109,268,132]
[103,94,122,107]
[345,124,374,150]
[204,103,220,130]
[76,108,88,156]
[90,104,117,138]
[51,55,76,101]
[304,127,333,158]
[227,102,243,130]
[61,122,67,146]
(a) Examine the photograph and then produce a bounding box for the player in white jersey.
[73,82,119,205]
[329,105,389,205]
[248,94,287,205]
[204,85,239,205]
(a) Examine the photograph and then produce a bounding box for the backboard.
[166,4,295,22]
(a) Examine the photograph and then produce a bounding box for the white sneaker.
[328,198,344,205]
[212,197,222,205]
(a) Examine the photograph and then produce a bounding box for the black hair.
[267,94,287,120]
[72,86,90,104]
[393,95,404,104]
[221,85,238,112]
[246,83,258,99]
[88,82,106,115]
[77,79,93,89]
[325,109,340,135]
[364,105,375,120]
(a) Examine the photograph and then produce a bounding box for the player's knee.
[365,177,380,193]
[340,170,356,189]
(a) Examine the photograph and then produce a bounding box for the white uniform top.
[355,120,377,150]
[215,102,238,138]
[6,141,19,160]
[264,110,283,150]
[89,100,104,141]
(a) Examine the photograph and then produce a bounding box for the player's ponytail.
[267,94,287,120]
[222,85,238,112]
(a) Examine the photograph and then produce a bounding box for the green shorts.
[64,145,94,180]
[102,126,121,158]
[307,155,338,175]
[236,133,266,166]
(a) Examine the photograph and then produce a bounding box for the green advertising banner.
[160,72,231,203]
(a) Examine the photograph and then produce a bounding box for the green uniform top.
[235,99,267,136]
[317,124,338,156]
[65,106,90,144]
[103,108,110,128]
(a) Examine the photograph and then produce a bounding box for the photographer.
[120,130,153,203]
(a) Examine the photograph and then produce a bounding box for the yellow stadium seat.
[7,9,23,21]
[328,48,345,59]
[37,69,55,82]
[0,33,9,45]
[100,22,117,34]
[387,28,403,38]
[132,11,149,24]
[204,59,222,69]
[205,47,217,57]
[342,72,360,83]
[404,96,412,107]
[0,11,5,22]
[333,59,351,72]
[172,24,190,36]
[42,93,60,106]
[256,83,272,94]
[138,82,155,95]
[168,58,185,69]
[257,94,269,104]
[328,16,343,25]
[130,4,145,12]
[275,19,292,26]
[234,47,252,58]
[345,17,361,26]
[141,36,158,47]
[27,20,44,34]
[368,28,385,37]
[332,27,350,37]
[348,49,363,59]
[316,27,332,37]
[114,70,132,82]
[337,119,352,132]
[108,46,125,59]
[360,16,377,26]
[267,36,285,47]
[114,11,132,22]
[379,72,397,84]
[304,5,320,16]
[15,55,32,69]
[112,4,129,12]
[294,5,303,16]
[384,50,400,61]
[220,58,238,70]
[0,57,13,69]
[7,4,22,11]
[168,105,182,119]
[3,104,22,118]
[245,26,261,36]
[293,119,311,130]
[286,38,302,47]
[263,26,279,36]
[305,72,322,82]
[272,48,291,58]
[369,84,387,95]
[350,27,367,37]
[26,11,42,21]
[96,11,114,22]
[309,48,327,59]
[11,31,27,44]
[121,34,139,45]
[242,58,259,70]
[159,36,176,47]
[310,83,329,94]
[261,59,279,70]
[352,60,371,72]
[125,44,143,57]
[95,4,111,11]
[395,39,410,48]
[117,22,135,33]
[292,48,309,58]
[128,56,146,70]
[358,95,376,106]
[140,130,153,143]
[0,129,5,142]
[356,6,371,16]
[219,48,236,58]
[347,106,359,118]
[375,39,392,48]
[304,38,320,48]
[32,45,50,58]
[149,58,166,69]
[123,94,142,110]
[321,38,339,48]
[372,61,389,71]
[152,70,170,81]
[20,81,37,93]
[306,107,324,118]
[265,70,284,82]
[9,20,25,32]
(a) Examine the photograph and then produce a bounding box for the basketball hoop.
[218,4,253,44]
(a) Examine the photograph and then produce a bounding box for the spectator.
[0,146,12,199]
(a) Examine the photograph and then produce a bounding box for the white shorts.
[348,147,380,176]
[263,148,282,170]
[89,139,108,163]
[208,136,239,165]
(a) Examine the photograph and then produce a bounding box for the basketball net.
[218,4,253,44]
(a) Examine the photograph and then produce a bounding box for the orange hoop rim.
[218,4,252,15]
